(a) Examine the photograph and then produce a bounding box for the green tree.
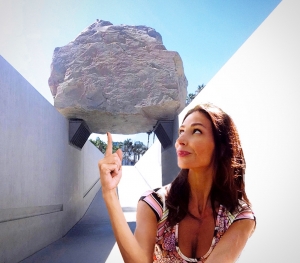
[89,136,119,154]
[90,137,106,153]
[195,84,205,95]
[122,138,133,165]
[90,136,149,165]
[186,93,196,105]
[132,141,148,163]
[186,83,206,105]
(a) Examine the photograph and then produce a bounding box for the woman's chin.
[177,162,189,169]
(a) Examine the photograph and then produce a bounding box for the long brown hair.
[166,103,250,226]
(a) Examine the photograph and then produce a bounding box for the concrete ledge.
[0,204,63,223]
[83,178,100,198]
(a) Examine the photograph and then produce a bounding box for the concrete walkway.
[20,166,152,263]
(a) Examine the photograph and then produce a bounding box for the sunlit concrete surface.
[118,166,153,209]
[105,243,124,263]
[134,139,163,189]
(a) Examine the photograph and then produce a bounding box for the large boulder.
[48,20,188,134]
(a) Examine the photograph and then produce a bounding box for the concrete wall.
[0,56,103,263]
[135,139,162,189]
[177,0,299,261]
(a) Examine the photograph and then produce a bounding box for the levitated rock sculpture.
[48,20,188,134]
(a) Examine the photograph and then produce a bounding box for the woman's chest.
[177,214,216,259]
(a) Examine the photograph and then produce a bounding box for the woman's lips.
[177,151,191,157]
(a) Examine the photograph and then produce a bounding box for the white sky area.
[0,0,281,145]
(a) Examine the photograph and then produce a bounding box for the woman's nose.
[176,134,187,146]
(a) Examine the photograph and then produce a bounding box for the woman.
[99,103,256,263]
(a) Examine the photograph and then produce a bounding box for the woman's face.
[175,111,215,171]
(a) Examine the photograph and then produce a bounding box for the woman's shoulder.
[235,199,255,219]
[140,184,171,199]
[222,199,255,223]
[139,184,171,221]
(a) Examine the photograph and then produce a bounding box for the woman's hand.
[98,132,123,193]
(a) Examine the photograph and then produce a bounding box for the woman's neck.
[187,169,214,217]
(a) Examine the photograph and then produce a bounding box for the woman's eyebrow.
[179,123,206,130]
[191,122,206,128]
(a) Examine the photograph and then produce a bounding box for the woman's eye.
[194,129,202,134]
[178,130,184,135]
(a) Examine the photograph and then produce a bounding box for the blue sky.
[0,0,281,145]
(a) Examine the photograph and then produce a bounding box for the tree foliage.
[89,136,148,165]
[89,137,121,153]
[186,84,206,105]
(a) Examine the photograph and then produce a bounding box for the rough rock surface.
[48,20,188,134]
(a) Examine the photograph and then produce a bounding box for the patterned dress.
[140,184,255,263]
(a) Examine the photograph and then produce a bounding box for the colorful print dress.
[140,184,255,263]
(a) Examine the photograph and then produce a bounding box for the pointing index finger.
[105,132,113,156]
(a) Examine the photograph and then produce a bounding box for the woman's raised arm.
[98,132,156,263]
